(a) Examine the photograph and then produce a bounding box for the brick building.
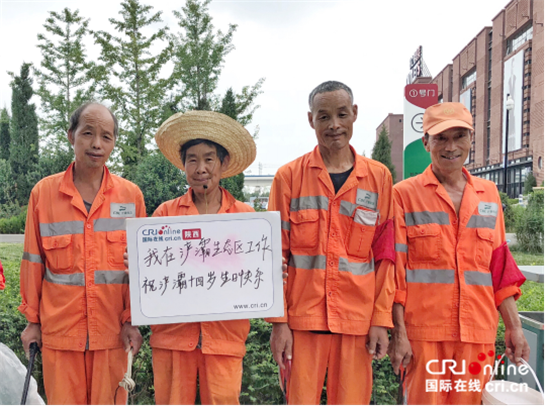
[376,114,403,183]
[377,0,544,197]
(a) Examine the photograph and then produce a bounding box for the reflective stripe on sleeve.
[281,220,291,231]
[95,270,129,285]
[464,270,493,286]
[395,243,408,253]
[290,196,329,212]
[22,252,43,264]
[406,269,455,284]
[289,255,326,270]
[404,211,450,226]
[339,200,357,217]
[93,218,127,232]
[338,257,374,276]
[40,221,84,237]
[44,268,84,286]
[466,215,496,229]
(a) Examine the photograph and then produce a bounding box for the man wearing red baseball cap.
[388,102,529,404]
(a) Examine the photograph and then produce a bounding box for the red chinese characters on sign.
[405,84,438,109]
[182,229,202,240]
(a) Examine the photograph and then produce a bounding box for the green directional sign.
[403,84,438,179]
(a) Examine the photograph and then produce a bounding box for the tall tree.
[171,0,264,124]
[371,125,397,183]
[9,63,40,204]
[34,7,96,170]
[94,0,171,174]
[524,171,537,195]
[219,88,245,201]
[0,108,10,161]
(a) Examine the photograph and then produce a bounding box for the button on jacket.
[267,146,395,334]
[19,163,146,351]
[149,187,253,358]
[393,165,523,344]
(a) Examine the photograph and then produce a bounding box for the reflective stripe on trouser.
[404,341,494,405]
[42,347,128,405]
[289,330,373,405]
[405,211,450,226]
[45,268,129,286]
[152,348,243,405]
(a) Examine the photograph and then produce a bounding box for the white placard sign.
[126,212,283,325]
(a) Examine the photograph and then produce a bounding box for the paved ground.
[0,233,520,245]
[0,234,24,243]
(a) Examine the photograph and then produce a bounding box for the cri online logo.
[426,351,498,375]
[142,225,180,236]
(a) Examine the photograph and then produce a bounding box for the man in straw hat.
[388,102,529,404]
[267,81,396,404]
[147,110,257,404]
[19,102,146,404]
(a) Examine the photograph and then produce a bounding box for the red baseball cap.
[423,102,474,136]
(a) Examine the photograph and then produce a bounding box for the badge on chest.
[111,203,136,218]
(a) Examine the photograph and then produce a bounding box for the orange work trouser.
[41,347,128,405]
[152,348,243,405]
[404,340,495,405]
[288,330,373,405]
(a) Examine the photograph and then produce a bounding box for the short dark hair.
[180,139,229,165]
[308,81,354,110]
[68,102,118,138]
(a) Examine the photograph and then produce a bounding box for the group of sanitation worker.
[18,81,529,405]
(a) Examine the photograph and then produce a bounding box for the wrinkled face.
[68,104,115,170]
[184,143,230,193]
[308,89,358,153]
[423,127,472,174]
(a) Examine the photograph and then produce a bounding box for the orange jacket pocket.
[345,208,376,259]
[289,210,319,249]
[107,230,127,267]
[42,235,73,272]
[407,224,440,266]
[476,228,494,269]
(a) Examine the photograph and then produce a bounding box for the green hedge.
[0,206,26,234]
[1,243,543,405]
[515,190,544,253]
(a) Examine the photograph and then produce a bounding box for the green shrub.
[0,206,27,234]
[515,190,544,253]
[500,192,517,232]
[524,172,537,195]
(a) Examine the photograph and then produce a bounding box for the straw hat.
[155,110,256,179]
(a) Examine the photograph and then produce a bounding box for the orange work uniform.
[267,146,395,404]
[19,163,146,404]
[393,165,525,405]
[150,187,253,405]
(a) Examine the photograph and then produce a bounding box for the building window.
[539,157,543,170]
[506,25,533,55]
[461,70,476,89]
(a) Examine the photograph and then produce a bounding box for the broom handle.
[21,342,39,405]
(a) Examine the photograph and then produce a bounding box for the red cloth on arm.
[372,218,395,265]
[490,242,526,292]
[0,259,5,290]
